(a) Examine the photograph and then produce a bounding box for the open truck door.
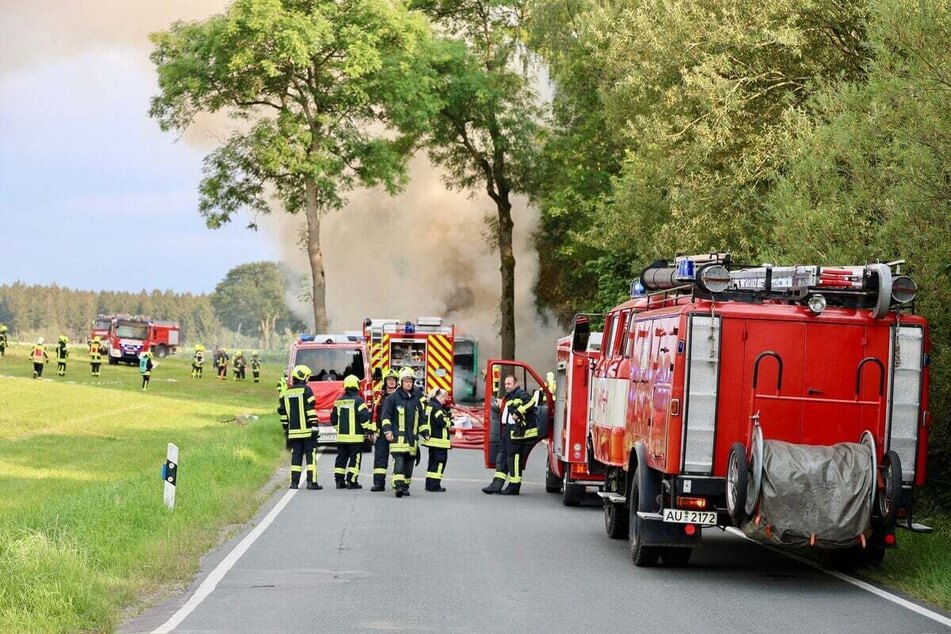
[482,359,554,469]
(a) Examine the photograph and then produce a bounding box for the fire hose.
[449,404,484,450]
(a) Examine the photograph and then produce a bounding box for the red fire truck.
[104,314,181,364]
[285,333,372,445]
[484,254,932,568]
[364,317,456,403]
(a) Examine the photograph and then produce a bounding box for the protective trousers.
[335,444,363,485]
[33,362,44,378]
[372,435,390,488]
[425,447,448,490]
[392,451,415,490]
[57,361,66,376]
[505,435,536,485]
[483,427,512,490]
[289,437,318,488]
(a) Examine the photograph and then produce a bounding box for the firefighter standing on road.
[422,388,452,492]
[30,337,50,379]
[381,367,429,498]
[483,375,538,495]
[89,336,103,377]
[192,344,205,378]
[0,325,8,357]
[139,350,155,390]
[370,369,400,492]
[55,335,69,377]
[278,365,322,490]
[251,352,261,383]
[331,375,373,489]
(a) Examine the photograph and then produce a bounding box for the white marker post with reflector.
[163,443,178,510]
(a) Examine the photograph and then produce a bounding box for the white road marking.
[151,461,314,633]
[726,527,951,628]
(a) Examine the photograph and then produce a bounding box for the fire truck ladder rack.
[636,254,919,318]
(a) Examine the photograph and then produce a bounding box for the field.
[0,344,288,633]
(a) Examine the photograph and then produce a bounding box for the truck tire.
[661,547,692,567]
[545,458,562,494]
[877,451,902,527]
[628,467,660,567]
[726,442,749,526]
[155,345,168,358]
[108,357,118,366]
[604,502,629,540]
[562,469,583,507]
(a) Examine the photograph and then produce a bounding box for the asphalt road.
[123,447,948,634]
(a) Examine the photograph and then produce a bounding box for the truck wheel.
[629,467,660,567]
[604,501,629,540]
[155,345,168,358]
[545,458,562,494]
[661,547,692,567]
[562,469,583,507]
[108,358,118,366]
[745,425,764,518]
[726,442,750,526]
[877,451,902,527]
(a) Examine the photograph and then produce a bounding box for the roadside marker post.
[162,443,178,510]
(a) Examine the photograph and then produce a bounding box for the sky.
[0,1,277,294]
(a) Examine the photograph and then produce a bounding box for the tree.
[411,0,541,360]
[149,0,436,331]
[211,262,304,349]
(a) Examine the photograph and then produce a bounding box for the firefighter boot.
[306,479,323,491]
[290,471,302,490]
[482,477,505,494]
[499,483,521,496]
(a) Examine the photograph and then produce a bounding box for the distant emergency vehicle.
[364,317,456,404]
[98,314,181,365]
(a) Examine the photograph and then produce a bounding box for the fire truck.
[364,317,456,403]
[285,333,372,445]
[485,254,932,568]
[104,314,181,364]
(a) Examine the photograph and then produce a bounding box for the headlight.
[807,294,827,314]
[698,264,731,294]
[891,275,917,304]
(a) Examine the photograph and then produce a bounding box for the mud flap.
[634,443,702,548]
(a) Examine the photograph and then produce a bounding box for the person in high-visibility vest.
[232,350,246,380]
[370,368,400,492]
[0,324,8,357]
[483,375,538,495]
[278,365,322,490]
[29,337,50,379]
[380,367,429,498]
[192,344,205,378]
[88,336,103,377]
[422,388,452,492]
[55,335,69,376]
[216,348,229,380]
[331,375,373,489]
[251,352,261,383]
[139,350,155,390]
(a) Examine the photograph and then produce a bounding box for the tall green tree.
[149,0,436,332]
[211,262,304,349]
[412,0,541,359]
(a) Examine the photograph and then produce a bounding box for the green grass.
[860,513,951,613]
[0,344,288,633]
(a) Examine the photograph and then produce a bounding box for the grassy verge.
[0,345,287,633]
[860,512,951,613]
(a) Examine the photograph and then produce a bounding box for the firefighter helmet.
[343,374,360,390]
[398,367,416,382]
[93,336,101,343]
[292,365,312,381]
[36,337,44,345]
[59,335,68,344]
[0,325,7,332]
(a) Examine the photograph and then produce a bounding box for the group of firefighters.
[190,345,261,382]
[277,364,541,497]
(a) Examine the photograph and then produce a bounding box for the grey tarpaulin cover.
[742,440,873,548]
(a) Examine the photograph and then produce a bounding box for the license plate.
[662,508,717,526]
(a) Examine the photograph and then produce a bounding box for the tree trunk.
[304,178,329,332]
[259,318,269,350]
[497,195,516,360]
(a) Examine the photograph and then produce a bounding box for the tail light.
[677,496,707,510]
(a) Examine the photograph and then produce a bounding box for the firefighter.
[251,352,261,383]
[0,324,8,357]
[232,350,246,380]
[216,348,229,380]
[370,368,400,492]
[278,365,322,490]
[55,335,69,376]
[422,387,452,492]
[139,350,155,390]
[192,344,205,378]
[482,375,537,495]
[331,374,373,489]
[29,337,50,379]
[88,336,103,377]
[380,367,429,498]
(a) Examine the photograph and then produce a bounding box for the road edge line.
[151,486,298,633]
[725,527,951,628]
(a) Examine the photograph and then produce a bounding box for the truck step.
[597,491,627,504]
[900,521,934,534]
[636,511,664,521]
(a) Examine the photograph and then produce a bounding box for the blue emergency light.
[299,334,315,342]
